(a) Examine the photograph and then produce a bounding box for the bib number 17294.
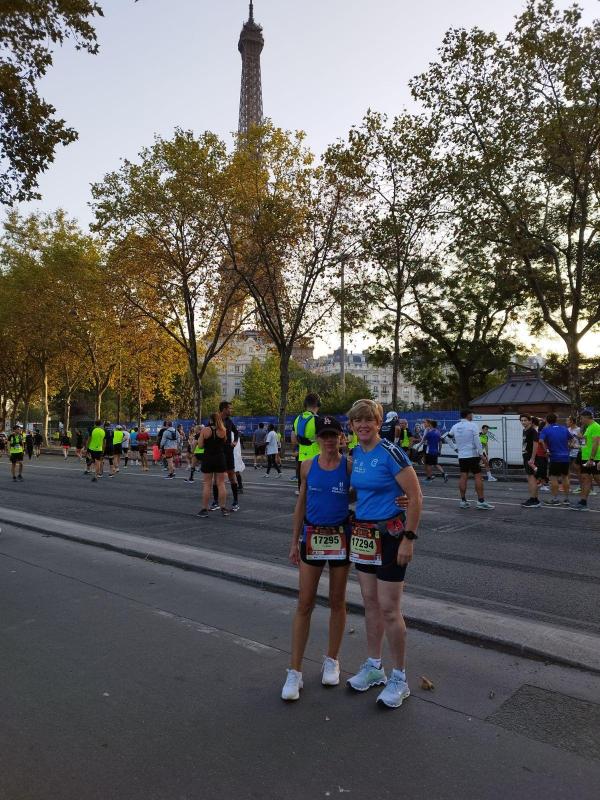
[349,527,382,566]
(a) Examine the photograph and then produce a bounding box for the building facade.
[217,331,314,400]
[312,350,423,408]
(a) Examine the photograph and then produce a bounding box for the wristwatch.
[402,530,418,541]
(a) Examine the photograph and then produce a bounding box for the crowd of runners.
[2,395,598,709]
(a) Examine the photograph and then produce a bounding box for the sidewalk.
[2,525,599,799]
[1,504,599,674]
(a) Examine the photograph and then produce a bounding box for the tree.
[326,111,442,408]
[398,252,524,407]
[238,355,307,416]
[411,0,600,407]
[92,129,248,421]
[220,123,350,441]
[0,1,103,204]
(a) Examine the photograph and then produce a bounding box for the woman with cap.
[346,399,422,709]
[282,415,352,701]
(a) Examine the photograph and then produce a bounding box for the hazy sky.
[16,0,599,356]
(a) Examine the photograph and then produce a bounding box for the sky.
[15,0,600,357]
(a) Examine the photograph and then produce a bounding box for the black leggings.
[267,454,281,474]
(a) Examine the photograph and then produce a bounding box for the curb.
[1,505,598,674]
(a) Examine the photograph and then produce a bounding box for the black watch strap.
[403,530,418,541]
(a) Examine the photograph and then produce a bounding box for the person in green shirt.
[8,423,25,482]
[572,410,600,511]
[291,393,321,495]
[87,420,106,483]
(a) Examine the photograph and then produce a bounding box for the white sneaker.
[321,656,340,686]
[459,500,470,509]
[539,485,550,492]
[281,669,303,701]
[376,670,410,709]
[487,475,498,482]
[347,661,387,692]
[477,500,494,510]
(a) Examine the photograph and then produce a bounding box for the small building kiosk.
[470,364,572,416]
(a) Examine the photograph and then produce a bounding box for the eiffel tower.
[214,1,266,338]
[238,1,264,133]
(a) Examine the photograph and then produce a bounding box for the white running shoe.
[281,669,303,701]
[477,500,494,510]
[459,500,470,509]
[486,475,498,482]
[347,661,387,692]
[321,657,340,686]
[376,670,410,709]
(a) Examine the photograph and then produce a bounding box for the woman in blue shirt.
[282,416,352,701]
[346,399,422,709]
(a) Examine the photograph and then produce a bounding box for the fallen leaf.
[325,716,330,721]
[420,675,435,691]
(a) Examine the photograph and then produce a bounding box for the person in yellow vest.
[9,423,25,482]
[291,393,321,496]
[184,424,204,483]
[112,425,125,474]
[398,419,414,461]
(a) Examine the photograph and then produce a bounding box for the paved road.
[1,527,599,800]
[1,456,599,635]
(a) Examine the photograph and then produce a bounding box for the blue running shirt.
[351,440,412,521]
[539,424,570,463]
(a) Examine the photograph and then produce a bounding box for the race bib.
[305,526,347,561]
[350,525,382,566]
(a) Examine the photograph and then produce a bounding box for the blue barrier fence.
[135,411,461,440]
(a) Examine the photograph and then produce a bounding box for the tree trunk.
[278,353,291,457]
[41,365,50,444]
[137,368,142,428]
[565,338,581,412]
[456,367,473,410]
[1,397,7,430]
[23,398,30,426]
[94,387,103,421]
[392,311,401,409]
[192,367,203,423]
[64,393,72,435]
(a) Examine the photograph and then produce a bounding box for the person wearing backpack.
[160,420,179,479]
[291,393,321,496]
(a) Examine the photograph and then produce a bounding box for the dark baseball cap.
[315,415,342,436]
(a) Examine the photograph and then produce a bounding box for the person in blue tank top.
[346,399,423,710]
[282,414,409,702]
[281,415,351,701]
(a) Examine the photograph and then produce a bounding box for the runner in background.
[8,424,25,481]
[112,425,124,474]
[160,420,178,479]
[291,393,321,496]
[533,418,550,492]
[121,427,130,467]
[567,415,582,493]
[88,420,106,483]
[448,411,494,510]
[252,423,267,469]
[379,411,400,444]
[479,425,498,482]
[214,402,240,512]
[234,436,245,493]
[75,429,83,460]
[33,427,43,457]
[0,430,6,459]
[197,412,229,518]
[539,413,571,506]
[265,423,282,476]
[397,419,413,459]
[184,424,203,483]
[571,409,600,512]
[137,425,150,472]
[128,427,138,467]
[25,429,34,460]
[520,414,540,508]
[60,431,71,459]
[421,419,448,483]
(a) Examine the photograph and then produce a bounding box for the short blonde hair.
[347,399,384,426]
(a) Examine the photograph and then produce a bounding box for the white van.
[416,414,523,470]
